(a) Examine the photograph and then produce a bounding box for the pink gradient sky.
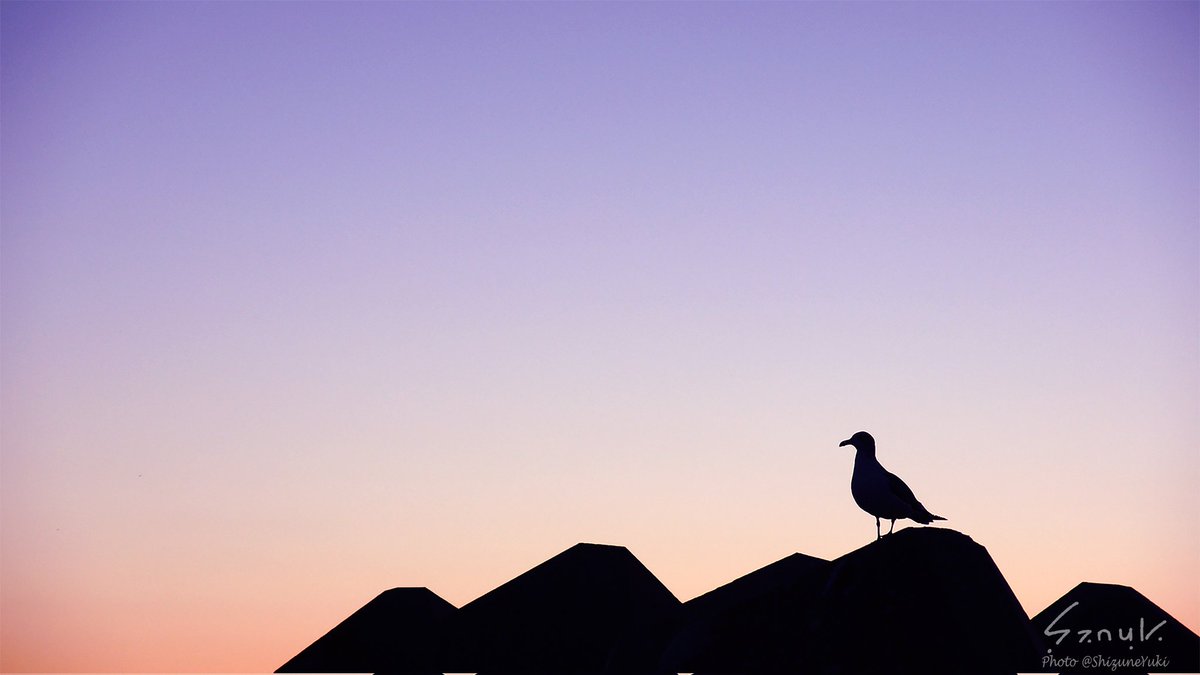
[2,2,1197,672]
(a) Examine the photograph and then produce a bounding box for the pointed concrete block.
[1030,582,1199,674]
[277,587,454,674]
[661,551,830,673]
[439,542,680,674]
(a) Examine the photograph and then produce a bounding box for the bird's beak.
[839,439,851,447]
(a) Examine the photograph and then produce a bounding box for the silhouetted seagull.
[839,431,945,540]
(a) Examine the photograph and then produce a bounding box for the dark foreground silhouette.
[278,528,1198,675]
[1030,581,1199,674]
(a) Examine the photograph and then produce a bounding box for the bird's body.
[840,431,945,539]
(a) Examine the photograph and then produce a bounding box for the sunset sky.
[2,1,1197,672]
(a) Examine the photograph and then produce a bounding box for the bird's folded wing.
[886,471,921,508]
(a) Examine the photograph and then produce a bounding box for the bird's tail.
[913,505,946,524]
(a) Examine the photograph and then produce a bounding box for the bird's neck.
[854,445,877,462]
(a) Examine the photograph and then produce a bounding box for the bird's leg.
[875,516,881,541]
[888,519,895,535]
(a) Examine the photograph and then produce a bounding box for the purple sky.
[2,2,1197,671]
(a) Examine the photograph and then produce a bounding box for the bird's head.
[839,431,875,452]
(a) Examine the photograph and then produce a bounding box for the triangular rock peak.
[685,551,831,617]
[276,586,454,673]
[1030,581,1199,674]
[660,551,831,672]
[439,542,681,674]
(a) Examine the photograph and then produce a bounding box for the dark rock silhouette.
[279,531,1188,675]
[1030,581,1199,674]
[438,542,680,675]
[664,527,1039,675]
[276,587,454,674]
[660,551,830,673]
[798,528,1040,674]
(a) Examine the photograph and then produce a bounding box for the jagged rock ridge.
[278,529,1187,674]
